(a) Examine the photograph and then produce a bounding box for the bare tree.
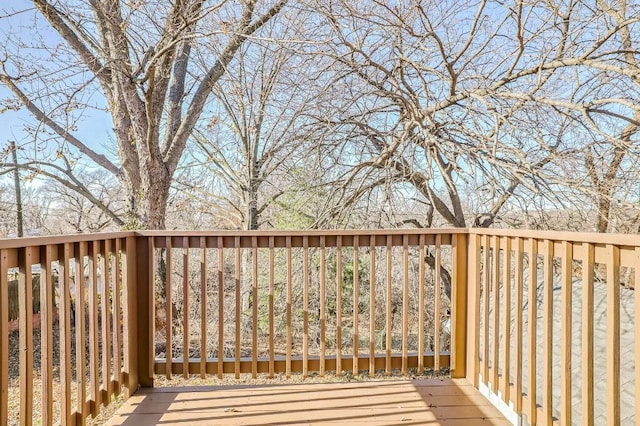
[0,0,288,229]
[179,28,314,230]
[0,179,53,236]
[168,7,344,231]
[46,169,124,233]
[309,0,639,230]
[581,0,640,232]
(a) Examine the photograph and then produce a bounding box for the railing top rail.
[0,227,637,250]
[135,228,467,237]
[469,227,640,246]
[0,231,136,250]
[0,229,465,251]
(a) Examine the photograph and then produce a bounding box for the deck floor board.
[108,378,509,425]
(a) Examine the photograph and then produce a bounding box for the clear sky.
[0,1,116,165]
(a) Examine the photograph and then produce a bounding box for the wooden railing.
[0,232,139,426]
[466,229,640,425]
[1,228,638,425]
[142,230,467,379]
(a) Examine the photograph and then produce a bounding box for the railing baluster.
[402,234,408,375]
[104,240,117,396]
[183,237,190,378]
[336,235,342,376]
[542,240,553,424]
[114,239,122,391]
[217,237,224,379]
[89,241,100,413]
[606,244,620,424]
[269,236,275,378]
[501,237,511,401]
[252,236,258,379]
[434,234,441,371]
[0,250,7,426]
[145,237,154,384]
[137,236,154,387]
[452,232,469,377]
[165,237,173,379]
[40,245,54,425]
[19,246,34,425]
[482,235,490,384]
[62,243,73,421]
[467,233,481,387]
[103,240,113,398]
[320,236,326,377]
[527,238,538,424]
[582,242,595,426]
[353,235,359,376]
[122,238,132,395]
[491,236,500,393]
[385,235,392,376]
[415,234,424,373]
[234,236,241,379]
[200,236,207,379]
[635,247,640,424]
[369,235,376,377]
[513,237,523,412]
[303,236,309,378]
[561,241,572,425]
[286,235,292,378]
[75,243,86,421]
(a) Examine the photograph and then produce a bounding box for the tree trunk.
[126,155,171,230]
[246,181,259,231]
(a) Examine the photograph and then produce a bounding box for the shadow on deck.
[108,378,509,425]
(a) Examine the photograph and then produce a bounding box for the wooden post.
[40,245,54,425]
[89,241,100,415]
[125,235,154,396]
[18,246,34,424]
[138,236,154,387]
[124,236,139,396]
[466,233,480,386]
[451,232,468,378]
[0,250,9,426]
[606,244,620,424]
[61,245,73,421]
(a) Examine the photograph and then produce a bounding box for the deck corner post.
[124,236,139,396]
[135,235,154,388]
[125,235,154,395]
[451,232,468,379]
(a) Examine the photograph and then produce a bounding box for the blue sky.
[0,1,115,164]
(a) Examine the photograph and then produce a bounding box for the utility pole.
[10,141,24,237]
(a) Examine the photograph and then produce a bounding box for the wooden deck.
[108,378,509,425]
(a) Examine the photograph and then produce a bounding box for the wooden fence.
[8,276,42,322]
